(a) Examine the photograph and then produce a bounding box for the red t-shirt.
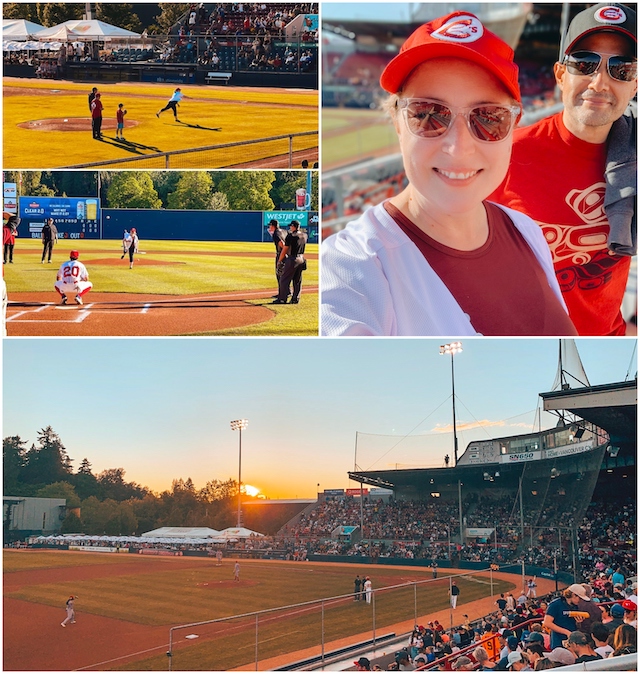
[91,99,103,119]
[383,201,577,336]
[116,108,125,123]
[491,112,629,336]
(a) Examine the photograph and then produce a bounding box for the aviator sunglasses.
[564,50,637,82]
[397,99,522,143]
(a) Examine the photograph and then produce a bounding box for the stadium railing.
[60,130,319,169]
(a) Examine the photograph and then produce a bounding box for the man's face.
[555,32,637,133]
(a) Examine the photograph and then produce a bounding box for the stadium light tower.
[230,419,249,528]
[439,342,463,467]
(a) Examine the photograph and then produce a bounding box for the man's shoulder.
[513,112,559,146]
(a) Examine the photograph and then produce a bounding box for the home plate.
[185,634,199,640]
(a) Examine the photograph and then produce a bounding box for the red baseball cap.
[622,599,637,611]
[380,11,521,103]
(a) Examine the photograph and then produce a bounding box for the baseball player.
[156,87,188,121]
[216,549,223,566]
[55,250,93,305]
[234,561,240,581]
[61,595,76,627]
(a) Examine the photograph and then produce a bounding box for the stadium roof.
[35,20,140,40]
[540,379,637,450]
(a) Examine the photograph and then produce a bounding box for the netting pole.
[372,590,376,646]
[167,627,173,671]
[288,135,293,168]
[490,567,494,598]
[165,154,170,168]
[321,599,325,665]
[414,582,418,626]
[255,614,259,670]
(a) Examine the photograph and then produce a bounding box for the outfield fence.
[61,131,318,169]
[166,567,508,671]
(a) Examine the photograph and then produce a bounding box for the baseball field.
[3,549,519,671]
[4,238,318,336]
[3,78,318,169]
[322,107,398,170]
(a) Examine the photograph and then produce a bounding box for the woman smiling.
[321,12,578,337]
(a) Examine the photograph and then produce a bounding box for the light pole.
[439,342,462,467]
[230,419,249,528]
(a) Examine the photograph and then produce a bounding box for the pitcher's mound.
[18,118,139,132]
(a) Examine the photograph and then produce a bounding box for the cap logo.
[431,15,484,43]
[594,6,627,24]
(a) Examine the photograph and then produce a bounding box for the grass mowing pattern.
[322,108,399,169]
[3,239,318,295]
[4,552,513,671]
[4,79,318,169]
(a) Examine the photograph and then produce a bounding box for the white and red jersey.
[57,260,89,283]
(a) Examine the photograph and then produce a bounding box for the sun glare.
[243,484,260,497]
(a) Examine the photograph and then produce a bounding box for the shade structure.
[141,527,221,539]
[35,19,140,40]
[217,527,265,539]
[3,19,46,40]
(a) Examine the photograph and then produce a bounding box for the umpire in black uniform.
[267,219,286,293]
[41,217,58,263]
[273,221,308,304]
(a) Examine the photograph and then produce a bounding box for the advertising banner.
[19,196,100,239]
[3,183,17,214]
[263,211,319,243]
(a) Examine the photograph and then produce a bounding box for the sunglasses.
[397,99,521,143]
[564,50,637,82]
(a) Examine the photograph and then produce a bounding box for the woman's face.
[394,58,516,217]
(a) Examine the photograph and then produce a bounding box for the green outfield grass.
[4,239,318,335]
[322,107,399,169]
[4,551,513,671]
[3,79,318,168]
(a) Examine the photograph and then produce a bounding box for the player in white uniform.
[55,250,93,305]
[61,595,76,627]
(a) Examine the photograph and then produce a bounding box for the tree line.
[3,3,191,36]
[4,427,248,536]
[4,170,319,212]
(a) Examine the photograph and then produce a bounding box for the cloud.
[431,420,506,433]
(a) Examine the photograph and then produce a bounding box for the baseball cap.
[566,631,589,645]
[354,657,371,669]
[70,250,79,259]
[507,636,520,650]
[507,651,523,667]
[562,3,637,54]
[610,603,625,617]
[525,632,545,644]
[567,583,590,601]
[547,647,576,666]
[379,11,521,103]
[622,599,637,611]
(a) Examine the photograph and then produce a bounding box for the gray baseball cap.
[563,3,637,54]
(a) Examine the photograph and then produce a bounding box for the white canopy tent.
[217,527,265,539]
[141,527,221,539]
[35,20,140,40]
[3,19,46,39]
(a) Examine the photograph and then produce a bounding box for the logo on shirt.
[431,16,484,43]
[594,6,627,24]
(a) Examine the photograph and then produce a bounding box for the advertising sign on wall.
[3,183,17,214]
[19,196,100,239]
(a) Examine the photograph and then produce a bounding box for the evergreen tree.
[39,3,84,26]
[22,427,73,486]
[3,3,39,21]
[96,3,142,33]
[73,458,100,500]
[3,435,28,495]
[150,3,189,34]
[35,481,81,508]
